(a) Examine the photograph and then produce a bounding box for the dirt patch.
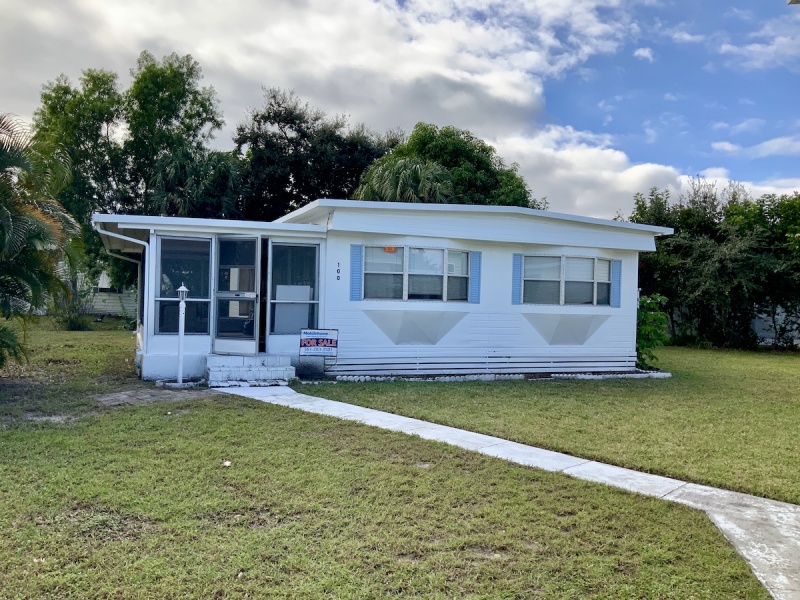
[94,386,221,407]
[34,504,160,542]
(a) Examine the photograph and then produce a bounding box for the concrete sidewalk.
[222,386,800,600]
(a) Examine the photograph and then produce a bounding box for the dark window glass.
[216,300,255,339]
[159,238,210,299]
[597,282,611,306]
[156,301,209,334]
[447,277,468,301]
[523,280,560,304]
[564,281,594,305]
[364,273,403,299]
[408,274,443,300]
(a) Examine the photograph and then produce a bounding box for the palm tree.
[0,114,77,367]
[354,155,453,203]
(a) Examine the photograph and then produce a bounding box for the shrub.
[637,293,670,369]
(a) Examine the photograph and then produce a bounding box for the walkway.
[222,385,800,600]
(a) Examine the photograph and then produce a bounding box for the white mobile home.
[92,200,671,383]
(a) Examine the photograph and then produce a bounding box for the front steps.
[206,354,295,388]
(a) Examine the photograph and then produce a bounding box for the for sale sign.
[299,329,338,356]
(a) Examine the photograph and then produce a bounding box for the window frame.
[154,236,212,335]
[522,255,612,306]
[362,246,470,302]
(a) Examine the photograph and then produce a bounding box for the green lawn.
[0,398,768,598]
[0,322,771,597]
[0,317,145,422]
[304,347,800,504]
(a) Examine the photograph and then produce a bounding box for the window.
[523,256,611,306]
[156,238,211,334]
[270,244,319,334]
[363,246,469,301]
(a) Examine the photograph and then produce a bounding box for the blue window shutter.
[468,251,481,304]
[512,254,523,305]
[350,245,363,301]
[610,259,622,308]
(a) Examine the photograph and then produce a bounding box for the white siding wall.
[322,232,640,376]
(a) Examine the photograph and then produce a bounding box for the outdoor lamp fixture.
[177,284,189,384]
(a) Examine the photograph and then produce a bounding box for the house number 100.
[337,262,340,280]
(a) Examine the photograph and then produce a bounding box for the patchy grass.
[304,347,800,504]
[0,317,144,422]
[0,397,768,598]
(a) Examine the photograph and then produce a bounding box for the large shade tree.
[235,88,398,221]
[33,51,227,288]
[34,51,225,220]
[355,123,544,209]
[0,115,78,366]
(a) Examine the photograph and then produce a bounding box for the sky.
[1,0,799,219]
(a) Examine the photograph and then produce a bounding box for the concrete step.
[206,365,296,388]
[205,354,292,369]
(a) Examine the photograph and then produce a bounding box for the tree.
[355,122,544,209]
[235,88,396,221]
[125,51,224,215]
[725,192,800,347]
[354,156,453,203]
[152,145,239,218]
[33,51,226,289]
[0,115,78,366]
[629,180,800,348]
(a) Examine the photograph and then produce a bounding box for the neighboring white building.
[92,200,672,383]
[86,271,138,317]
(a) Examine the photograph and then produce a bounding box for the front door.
[213,237,259,355]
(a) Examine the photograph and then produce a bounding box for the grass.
[0,321,771,597]
[303,347,800,504]
[0,398,768,598]
[0,317,145,422]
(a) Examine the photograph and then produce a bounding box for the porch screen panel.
[156,238,211,334]
[270,245,319,334]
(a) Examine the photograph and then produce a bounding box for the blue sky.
[1,0,798,218]
[549,2,799,189]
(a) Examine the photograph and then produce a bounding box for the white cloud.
[493,126,684,219]
[724,8,755,22]
[712,136,800,158]
[698,167,730,179]
[669,31,705,44]
[643,122,657,144]
[687,174,800,202]
[633,47,655,62]
[729,118,766,135]
[711,118,766,135]
[718,13,800,71]
[712,141,742,153]
[663,92,681,101]
[0,0,647,144]
[746,136,800,158]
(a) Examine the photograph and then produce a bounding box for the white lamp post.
[176,283,189,384]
